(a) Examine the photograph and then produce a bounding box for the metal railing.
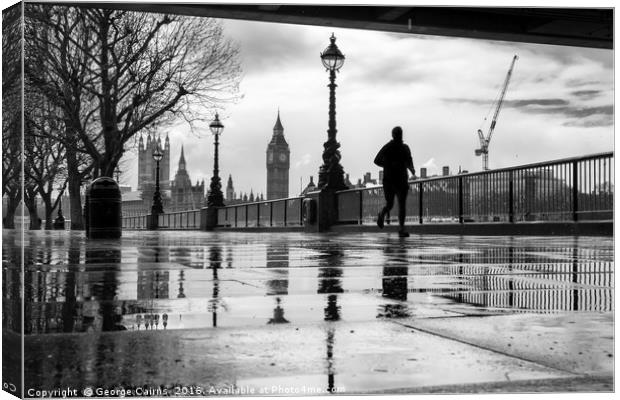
[122,215,148,229]
[121,210,201,230]
[338,152,613,225]
[122,152,612,230]
[157,209,201,229]
[217,197,304,228]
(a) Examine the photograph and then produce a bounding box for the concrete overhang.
[40,3,612,49]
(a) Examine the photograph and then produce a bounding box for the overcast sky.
[121,11,613,198]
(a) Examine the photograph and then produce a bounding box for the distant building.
[344,173,353,187]
[266,111,290,199]
[301,176,317,195]
[169,146,205,211]
[363,172,377,186]
[226,175,235,202]
[138,133,170,190]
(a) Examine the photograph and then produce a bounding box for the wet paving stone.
[2,229,614,394]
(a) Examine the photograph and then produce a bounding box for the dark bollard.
[53,201,65,230]
[88,177,122,239]
[53,215,65,230]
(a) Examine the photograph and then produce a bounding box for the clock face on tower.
[279,154,287,162]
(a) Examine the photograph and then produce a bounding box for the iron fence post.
[509,170,514,223]
[359,190,363,224]
[458,176,463,224]
[418,182,424,224]
[572,160,579,222]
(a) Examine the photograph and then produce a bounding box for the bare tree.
[25,5,97,230]
[2,5,23,229]
[24,89,69,230]
[80,7,242,177]
[25,4,242,229]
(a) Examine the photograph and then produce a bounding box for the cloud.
[223,19,321,72]
[563,117,613,128]
[441,97,569,108]
[527,105,612,118]
[505,99,569,107]
[119,17,613,194]
[565,79,601,88]
[571,90,602,100]
[294,153,312,168]
[422,158,437,170]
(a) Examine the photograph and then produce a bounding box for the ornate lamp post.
[318,33,347,191]
[151,145,164,215]
[115,166,121,183]
[207,113,225,207]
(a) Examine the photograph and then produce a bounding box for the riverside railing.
[157,209,201,229]
[122,215,148,229]
[216,197,304,228]
[122,152,612,230]
[121,209,201,230]
[338,152,613,225]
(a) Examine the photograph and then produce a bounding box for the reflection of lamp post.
[318,33,347,191]
[151,145,164,215]
[207,113,225,207]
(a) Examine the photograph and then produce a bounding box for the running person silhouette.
[374,126,415,237]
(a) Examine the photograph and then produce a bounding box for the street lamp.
[115,166,121,183]
[207,113,225,207]
[151,144,164,215]
[318,33,348,191]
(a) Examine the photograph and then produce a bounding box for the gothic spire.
[178,145,186,170]
[273,109,284,133]
[270,109,288,146]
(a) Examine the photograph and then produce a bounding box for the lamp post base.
[317,162,348,192]
[303,188,340,232]
[317,137,348,191]
[53,216,65,230]
[147,214,159,230]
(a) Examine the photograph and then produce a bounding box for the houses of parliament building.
[123,111,292,215]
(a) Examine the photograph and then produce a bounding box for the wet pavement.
[2,229,614,396]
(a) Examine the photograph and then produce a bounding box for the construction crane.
[476,54,518,170]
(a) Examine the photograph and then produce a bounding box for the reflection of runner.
[374,126,415,237]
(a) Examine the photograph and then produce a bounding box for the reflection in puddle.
[2,231,613,337]
[4,230,613,394]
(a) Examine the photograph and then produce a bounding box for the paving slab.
[2,229,614,395]
[25,320,576,395]
[395,312,614,376]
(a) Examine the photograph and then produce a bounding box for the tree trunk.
[3,189,20,229]
[66,145,85,230]
[44,207,53,230]
[24,191,41,230]
[40,194,54,230]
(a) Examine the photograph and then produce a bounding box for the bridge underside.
[62,4,612,49]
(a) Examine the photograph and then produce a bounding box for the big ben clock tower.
[266,111,290,200]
